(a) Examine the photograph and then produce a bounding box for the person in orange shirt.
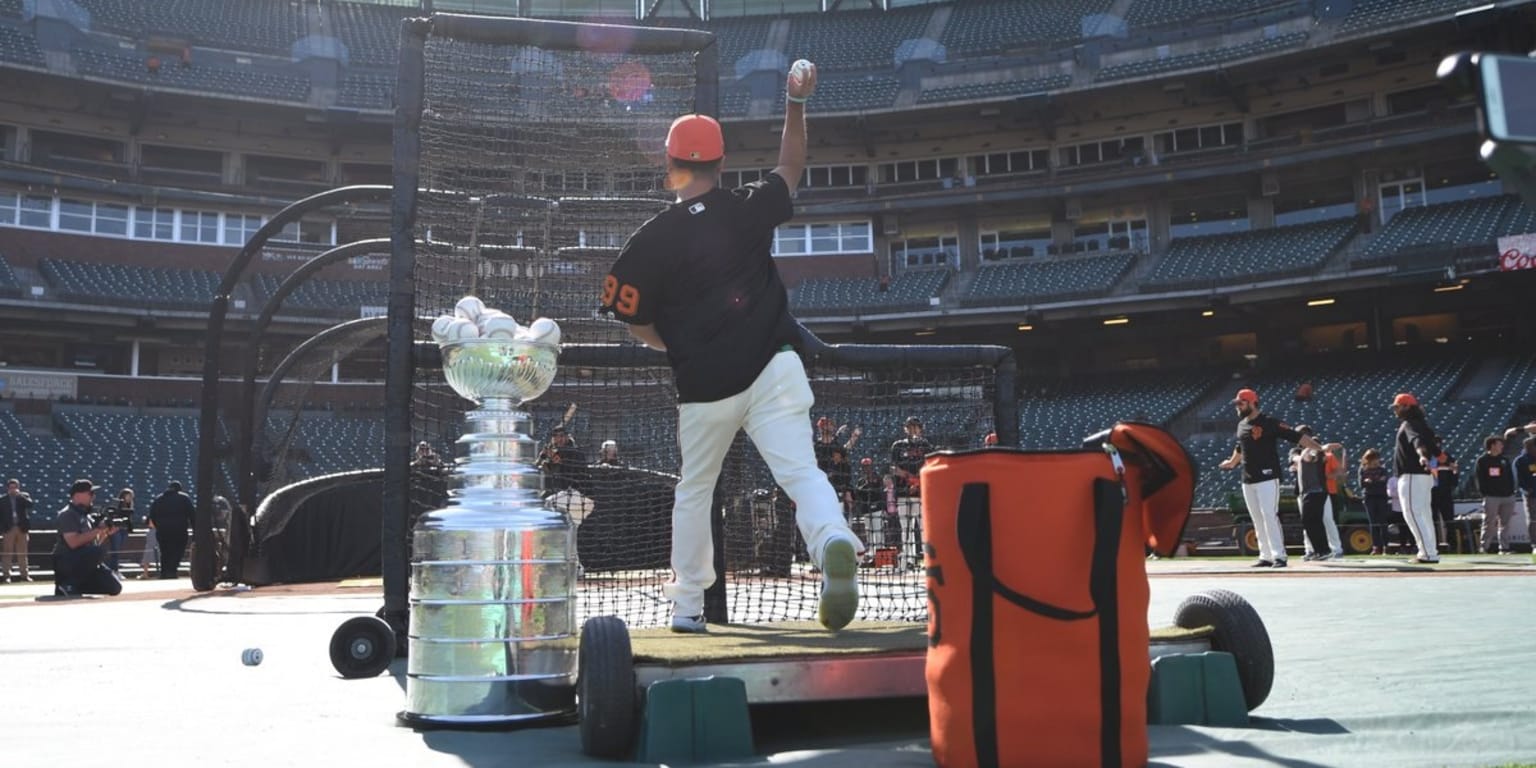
[1322,439,1347,558]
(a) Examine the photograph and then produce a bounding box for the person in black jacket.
[148,481,194,579]
[2,478,35,582]
[1475,436,1519,554]
[1391,393,1441,563]
[1357,449,1392,555]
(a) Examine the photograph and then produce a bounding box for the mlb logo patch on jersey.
[688,202,706,215]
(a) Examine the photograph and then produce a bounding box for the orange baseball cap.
[666,114,724,162]
[1392,393,1418,408]
[1231,388,1259,405]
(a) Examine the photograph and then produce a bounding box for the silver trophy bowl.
[440,338,560,409]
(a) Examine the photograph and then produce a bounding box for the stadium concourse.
[3,560,1535,768]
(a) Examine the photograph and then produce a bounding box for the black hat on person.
[167,481,183,492]
[905,416,922,426]
[550,425,567,434]
[69,479,99,495]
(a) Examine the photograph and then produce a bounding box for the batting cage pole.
[382,17,430,634]
[197,184,390,592]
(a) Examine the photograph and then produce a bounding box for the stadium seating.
[330,2,407,68]
[0,22,43,66]
[293,416,383,477]
[720,88,752,118]
[942,0,1114,56]
[1146,217,1355,289]
[917,73,1071,105]
[0,252,20,297]
[0,0,20,18]
[337,72,394,110]
[1096,32,1308,82]
[72,47,310,103]
[1016,370,1213,451]
[1339,0,1483,36]
[1357,195,1525,265]
[74,0,302,56]
[803,76,901,112]
[253,274,389,315]
[966,252,1134,303]
[791,270,950,314]
[698,16,771,73]
[1124,0,1285,29]
[784,6,932,71]
[39,258,221,309]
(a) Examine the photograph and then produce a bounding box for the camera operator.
[51,479,123,597]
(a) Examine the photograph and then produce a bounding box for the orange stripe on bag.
[923,423,1194,768]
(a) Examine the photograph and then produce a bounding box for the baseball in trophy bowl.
[439,338,561,411]
[401,311,578,728]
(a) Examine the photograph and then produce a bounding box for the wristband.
[787,94,808,104]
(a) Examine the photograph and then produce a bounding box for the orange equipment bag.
[923,422,1194,768]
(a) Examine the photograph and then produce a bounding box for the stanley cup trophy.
[400,300,578,727]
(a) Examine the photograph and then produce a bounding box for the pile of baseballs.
[429,296,561,346]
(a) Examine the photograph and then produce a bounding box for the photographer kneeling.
[52,479,123,598]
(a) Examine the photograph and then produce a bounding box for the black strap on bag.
[1090,477,1125,768]
[951,472,1127,768]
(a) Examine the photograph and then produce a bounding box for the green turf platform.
[629,621,925,665]
[626,621,1216,666]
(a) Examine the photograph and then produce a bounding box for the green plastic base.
[1147,652,1250,727]
[635,676,755,764]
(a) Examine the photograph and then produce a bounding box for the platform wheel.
[330,616,397,679]
[1174,589,1274,711]
[578,615,638,759]
[1345,526,1373,555]
[1235,523,1259,556]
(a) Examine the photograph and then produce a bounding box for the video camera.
[89,507,134,533]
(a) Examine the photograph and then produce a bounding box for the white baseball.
[790,59,813,89]
[454,296,486,322]
[527,317,561,345]
[430,315,459,343]
[439,317,480,341]
[479,314,523,340]
[241,648,263,666]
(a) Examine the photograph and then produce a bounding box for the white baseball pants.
[665,350,861,618]
[1242,479,1286,562]
[1398,474,1438,559]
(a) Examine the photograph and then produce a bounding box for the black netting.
[401,18,1003,629]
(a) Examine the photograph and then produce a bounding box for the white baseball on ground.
[479,314,522,340]
[439,317,480,341]
[526,317,561,345]
[454,296,486,322]
[241,648,263,666]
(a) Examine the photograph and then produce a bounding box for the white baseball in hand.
[527,317,561,345]
[454,296,486,322]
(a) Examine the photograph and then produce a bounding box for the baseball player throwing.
[602,59,864,633]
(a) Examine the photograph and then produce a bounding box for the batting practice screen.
[387,14,1015,629]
